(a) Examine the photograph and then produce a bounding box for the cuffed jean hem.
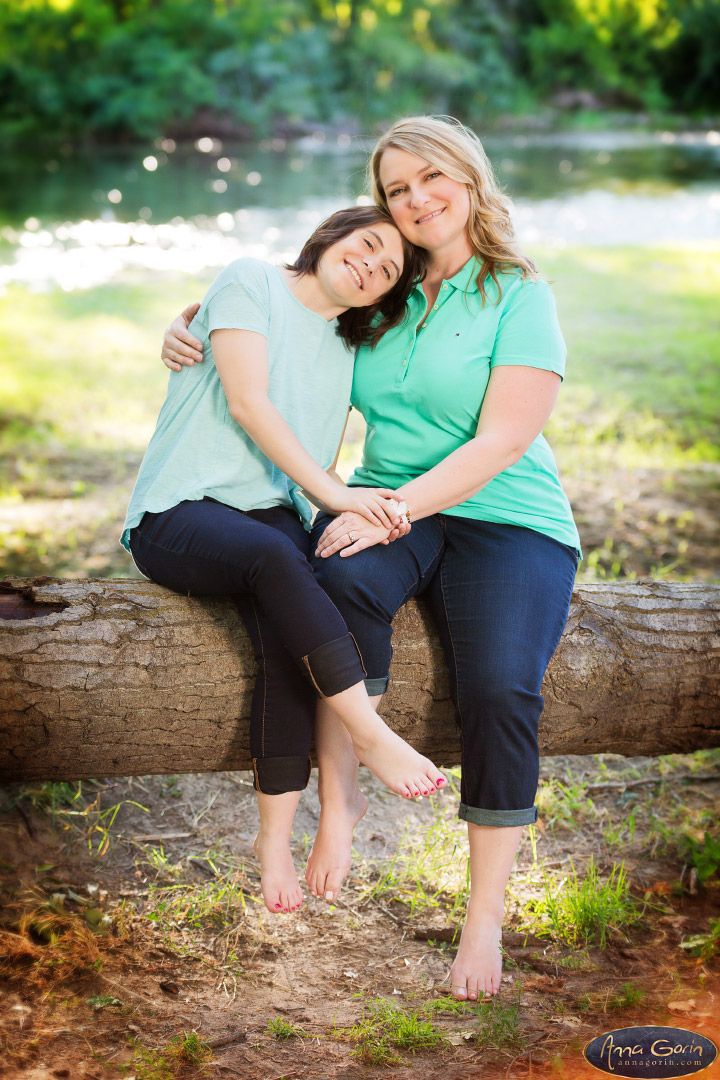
[364,675,390,696]
[459,803,539,827]
[301,633,366,697]
[252,756,311,795]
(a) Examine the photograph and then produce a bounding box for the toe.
[324,869,344,903]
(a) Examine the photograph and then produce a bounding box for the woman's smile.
[415,207,445,225]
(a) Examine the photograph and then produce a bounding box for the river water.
[1,128,719,292]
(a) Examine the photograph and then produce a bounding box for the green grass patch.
[523,858,642,947]
[342,997,448,1066]
[266,1017,308,1040]
[355,797,470,923]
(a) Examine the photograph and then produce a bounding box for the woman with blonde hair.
[162,116,580,999]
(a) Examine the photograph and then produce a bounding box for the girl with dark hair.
[122,206,445,916]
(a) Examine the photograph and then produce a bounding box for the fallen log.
[0,576,718,782]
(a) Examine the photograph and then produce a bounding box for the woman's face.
[316,221,405,309]
[378,147,472,260]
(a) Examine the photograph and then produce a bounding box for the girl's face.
[316,221,405,309]
[378,147,472,261]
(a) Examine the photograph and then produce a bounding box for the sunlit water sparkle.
[2,129,719,293]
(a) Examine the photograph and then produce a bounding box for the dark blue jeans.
[311,514,578,826]
[129,499,366,795]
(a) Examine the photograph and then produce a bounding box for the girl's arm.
[315,365,560,557]
[162,305,203,370]
[212,329,401,528]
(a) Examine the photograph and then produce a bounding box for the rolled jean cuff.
[459,803,539,827]
[252,756,311,795]
[301,633,366,697]
[364,675,390,696]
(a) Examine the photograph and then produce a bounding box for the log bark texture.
[1,576,718,782]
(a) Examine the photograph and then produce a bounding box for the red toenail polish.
[275,903,281,908]
[422,790,428,795]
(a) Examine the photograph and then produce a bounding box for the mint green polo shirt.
[121,258,353,551]
[350,257,581,551]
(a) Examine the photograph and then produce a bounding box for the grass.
[267,1017,308,1040]
[1,245,718,581]
[523,857,642,947]
[355,796,470,923]
[339,993,522,1065]
[342,997,448,1065]
[143,846,255,940]
[680,916,720,960]
[9,780,148,857]
[536,776,597,833]
[130,1032,213,1078]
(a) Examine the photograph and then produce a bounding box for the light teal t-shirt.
[121,258,353,550]
[350,257,581,551]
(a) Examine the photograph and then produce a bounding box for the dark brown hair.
[286,206,426,349]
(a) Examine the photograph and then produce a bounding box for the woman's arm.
[212,329,401,528]
[397,365,561,518]
[315,365,560,557]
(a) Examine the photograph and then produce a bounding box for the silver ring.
[348,533,357,544]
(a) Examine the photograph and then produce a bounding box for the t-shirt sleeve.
[203,261,271,337]
[490,279,566,378]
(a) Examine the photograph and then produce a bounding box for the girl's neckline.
[272,265,339,326]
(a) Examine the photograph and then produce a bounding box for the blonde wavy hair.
[369,115,537,303]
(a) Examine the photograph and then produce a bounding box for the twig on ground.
[207,1029,247,1050]
[586,771,720,792]
[368,895,405,926]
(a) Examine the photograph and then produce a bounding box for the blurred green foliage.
[0,0,718,143]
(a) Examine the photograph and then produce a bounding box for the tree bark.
[1,576,718,783]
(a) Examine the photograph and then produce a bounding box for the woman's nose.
[409,185,428,207]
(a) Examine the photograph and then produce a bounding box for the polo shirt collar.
[447,256,482,293]
[411,255,482,297]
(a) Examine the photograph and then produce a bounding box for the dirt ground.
[1,753,719,1080]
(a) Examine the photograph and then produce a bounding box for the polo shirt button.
[433,304,439,310]
[442,282,449,289]
[422,322,427,328]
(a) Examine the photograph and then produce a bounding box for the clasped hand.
[315,502,411,559]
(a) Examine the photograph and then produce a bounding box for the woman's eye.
[426,171,440,180]
[388,187,404,198]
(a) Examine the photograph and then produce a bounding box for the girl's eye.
[364,237,373,250]
[382,266,391,280]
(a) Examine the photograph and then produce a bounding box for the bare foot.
[253,830,304,914]
[349,716,446,798]
[305,786,368,902]
[449,909,503,1000]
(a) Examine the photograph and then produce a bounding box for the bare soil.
[2,756,719,1080]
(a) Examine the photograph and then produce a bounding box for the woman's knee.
[459,671,543,723]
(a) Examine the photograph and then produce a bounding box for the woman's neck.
[280,268,345,321]
[424,238,475,286]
